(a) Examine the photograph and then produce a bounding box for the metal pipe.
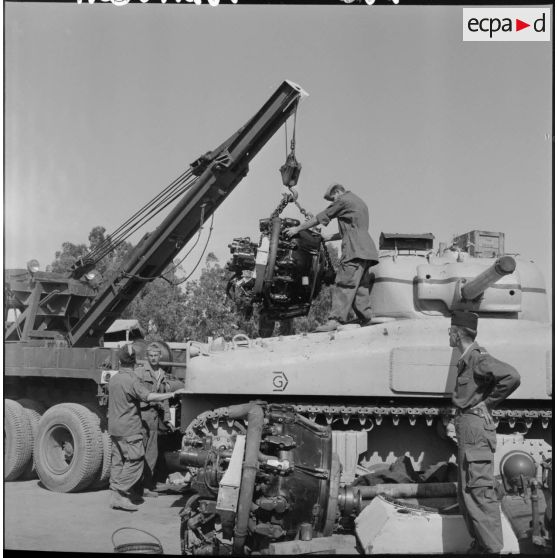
[263,217,282,288]
[231,402,265,555]
[357,482,457,499]
[461,255,516,300]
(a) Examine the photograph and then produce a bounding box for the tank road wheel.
[33,403,103,492]
[17,399,47,480]
[4,399,34,481]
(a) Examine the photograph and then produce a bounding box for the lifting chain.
[270,192,334,271]
[268,192,334,275]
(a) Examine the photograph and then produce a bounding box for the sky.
[4,2,554,305]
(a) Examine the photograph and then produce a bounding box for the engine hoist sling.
[226,116,335,322]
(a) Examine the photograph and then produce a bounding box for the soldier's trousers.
[109,434,145,496]
[455,412,503,553]
[329,259,373,323]
[141,408,160,489]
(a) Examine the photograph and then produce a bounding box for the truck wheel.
[4,399,34,481]
[34,403,103,492]
[89,430,112,490]
[17,399,46,479]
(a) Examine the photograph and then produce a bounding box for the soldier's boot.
[110,491,138,511]
[314,319,340,332]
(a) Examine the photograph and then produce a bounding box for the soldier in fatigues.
[108,344,186,511]
[134,343,183,496]
[285,183,379,332]
[448,311,521,554]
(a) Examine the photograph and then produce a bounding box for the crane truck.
[4,79,311,492]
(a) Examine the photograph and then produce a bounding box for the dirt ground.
[3,478,552,555]
[3,479,186,554]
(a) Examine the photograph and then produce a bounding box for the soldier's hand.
[172,388,188,397]
[284,226,299,239]
[472,401,494,426]
[445,420,458,444]
[164,420,176,432]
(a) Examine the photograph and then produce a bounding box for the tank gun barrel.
[461,255,516,301]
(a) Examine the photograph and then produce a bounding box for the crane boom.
[67,80,307,347]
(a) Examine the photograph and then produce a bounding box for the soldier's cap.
[324,182,345,202]
[118,343,136,365]
[451,311,478,331]
[147,342,162,354]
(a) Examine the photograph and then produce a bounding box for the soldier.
[134,342,183,496]
[285,183,379,332]
[108,344,186,511]
[448,311,521,554]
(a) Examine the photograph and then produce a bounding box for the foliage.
[50,242,88,274]
[126,270,188,343]
[50,225,133,277]
[179,254,253,342]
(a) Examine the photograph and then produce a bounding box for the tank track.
[184,403,552,437]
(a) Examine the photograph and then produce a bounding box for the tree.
[50,225,133,277]
[50,242,88,274]
[179,255,246,342]
[126,271,188,342]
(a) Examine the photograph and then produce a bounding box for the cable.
[122,205,210,283]
[172,213,215,286]
[90,176,196,263]
[85,170,197,265]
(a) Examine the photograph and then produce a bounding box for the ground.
[3,479,552,555]
[4,480,185,554]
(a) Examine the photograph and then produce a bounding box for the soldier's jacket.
[134,362,167,411]
[134,362,183,421]
[452,341,521,410]
[107,368,151,438]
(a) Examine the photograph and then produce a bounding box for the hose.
[229,402,265,555]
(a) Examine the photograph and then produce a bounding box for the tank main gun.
[460,255,516,301]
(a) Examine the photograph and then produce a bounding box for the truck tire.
[17,399,46,480]
[4,399,34,481]
[33,403,103,492]
[89,430,112,490]
[18,398,46,436]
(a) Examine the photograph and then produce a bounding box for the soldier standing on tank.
[448,311,521,554]
[108,344,186,511]
[285,183,379,332]
[134,342,183,496]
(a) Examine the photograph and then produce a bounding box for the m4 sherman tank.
[176,229,552,554]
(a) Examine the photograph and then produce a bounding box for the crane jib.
[68,80,306,347]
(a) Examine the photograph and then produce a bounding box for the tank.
[176,229,552,554]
